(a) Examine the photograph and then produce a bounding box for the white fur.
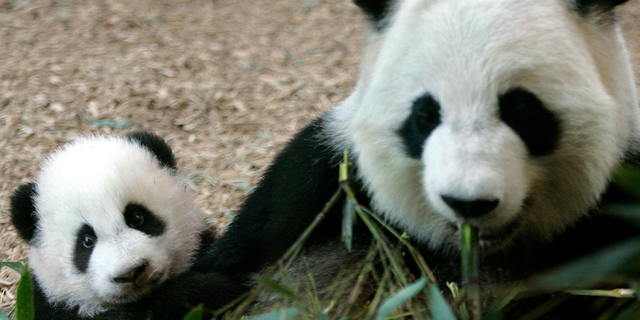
[328,0,640,252]
[29,136,208,316]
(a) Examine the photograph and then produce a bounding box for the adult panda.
[9,132,247,319]
[200,0,640,280]
[118,0,640,318]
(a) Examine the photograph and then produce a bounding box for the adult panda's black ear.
[10,182,39,242]
[353,0,392,25]
[126,131,178,171]
[574,0,629,14]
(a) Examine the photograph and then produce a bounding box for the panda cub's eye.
[74,224,97,273]
[123,203,166,237]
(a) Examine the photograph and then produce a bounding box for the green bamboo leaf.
[427,283,457,320]
[615,303,640,320]
[0,311,11,320]
[612,166,640,200]
[254,276,298,300]
[341,198,355,252]
[15,264,34,320]
[532,236,640,291]
[246,308,299,320]
[377,277,427,320]
[181,304,204,320]
[0,262,24,274]
[605,204,640,227]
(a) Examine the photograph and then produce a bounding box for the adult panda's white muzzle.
[423,121,531,236]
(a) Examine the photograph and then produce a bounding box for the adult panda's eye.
[82,235,96,248]
[498,88,560,156]
[129,212,144,227]
[398,92,442,159]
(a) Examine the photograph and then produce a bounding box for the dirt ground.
[1,0,640,312]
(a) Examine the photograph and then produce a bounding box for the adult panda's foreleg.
[195,114,358,277]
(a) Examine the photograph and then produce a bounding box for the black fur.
[194,116,369,274]
[126,131,177,171]
[499,88,560,157]
[9,182,39,242]
[398,93,441,159]
[574,0,630,14]
[353,0,392,27]
[71,114,639,319]
[73,224,97,273]
[123,203,165,237]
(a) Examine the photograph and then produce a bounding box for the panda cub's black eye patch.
[124,203,165,237]
[398,93,441,159]
[74,224,96,273]
[499,88,560,157]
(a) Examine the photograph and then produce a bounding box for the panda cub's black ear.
[574,0,629,14]
[126,132,178,171]
[10,182,39,242]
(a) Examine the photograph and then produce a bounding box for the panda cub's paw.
[9,132,212,320]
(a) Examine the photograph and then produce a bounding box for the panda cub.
[9,132,214,319]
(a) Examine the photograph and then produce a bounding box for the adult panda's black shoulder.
[121,0,640,318]
[8,132,225,319]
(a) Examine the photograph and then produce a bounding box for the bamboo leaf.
[0,262,24,274]
[377,277,427,320]
[246,308,300,320]
[532,236,640,291]
[15,264,34,320]
[254,276,298,300]
[612,166,640,201]
[181,305,204,320]
[428,283,457,320]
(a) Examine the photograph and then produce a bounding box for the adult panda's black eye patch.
[499,88,560,156]
[398,93,442,159]
[124,203,165,237]
[74,224,96,273]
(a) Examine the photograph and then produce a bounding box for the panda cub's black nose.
[113,261,149,284]
[441,195,499,219]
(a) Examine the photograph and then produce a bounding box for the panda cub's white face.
[28,136,207,316]
[332,0,640,252]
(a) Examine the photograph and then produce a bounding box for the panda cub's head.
[10,132,209,316]
[332,0,640,252]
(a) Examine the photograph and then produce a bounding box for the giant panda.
[105,0,640,318]
[8,132,247,319]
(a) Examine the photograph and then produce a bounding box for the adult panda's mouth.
[452,218,521,252]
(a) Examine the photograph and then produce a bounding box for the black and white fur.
[9,132,216,319]
[201,0,640,275]
[84,0,640,318]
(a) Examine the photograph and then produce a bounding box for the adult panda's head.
[10,132,209,316]
[330,0,640,252]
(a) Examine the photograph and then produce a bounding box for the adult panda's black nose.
[441,195,499,219]
[113,261,149,284]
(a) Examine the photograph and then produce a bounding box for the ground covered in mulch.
[1,0,640,312]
